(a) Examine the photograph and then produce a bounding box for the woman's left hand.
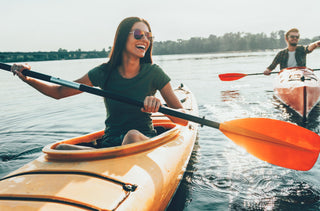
[141,96,161,113]
[11,63,31,82]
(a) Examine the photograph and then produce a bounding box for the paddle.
[219,68,320,81]
[1,62,320,171]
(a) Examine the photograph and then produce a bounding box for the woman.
[11,17,187,148]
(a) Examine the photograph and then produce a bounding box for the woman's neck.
[119,55,140,79]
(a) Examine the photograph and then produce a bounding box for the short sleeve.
[88,63,108,88]
[151,64,171,90]
[267,50,282,70]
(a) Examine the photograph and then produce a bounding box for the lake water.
[1,50,320,210]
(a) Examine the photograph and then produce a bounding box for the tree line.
[0,48,109,63]
[1,31,319,63]
[152,31,319,55]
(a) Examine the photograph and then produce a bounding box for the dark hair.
[107,17,153,70]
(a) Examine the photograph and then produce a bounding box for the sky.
[1,0,319,52]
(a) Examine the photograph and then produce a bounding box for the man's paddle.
[1,62,320,171]
[219,68,320,81]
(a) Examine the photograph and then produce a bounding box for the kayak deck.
[0,85,199,211]
[274,67,320,119]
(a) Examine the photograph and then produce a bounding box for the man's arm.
[264,51,282,75]
[307,40,320,52]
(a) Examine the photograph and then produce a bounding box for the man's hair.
[285,28,299,38]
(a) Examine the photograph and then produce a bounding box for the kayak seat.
[154,126,169,135]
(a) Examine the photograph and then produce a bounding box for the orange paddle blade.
[218,73,248,81]
[219,118,320,171]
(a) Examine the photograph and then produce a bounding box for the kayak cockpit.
[43,118,180,161]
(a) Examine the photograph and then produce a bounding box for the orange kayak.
[0,85,198,211]
[274,67,320,119]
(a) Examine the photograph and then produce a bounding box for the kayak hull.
[274,67,320,119]
[0,85,198,211]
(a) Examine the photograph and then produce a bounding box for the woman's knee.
[122,130,147,145]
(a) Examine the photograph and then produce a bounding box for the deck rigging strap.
[0,169,137,210]
[0,169,137,192]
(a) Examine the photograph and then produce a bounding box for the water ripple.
[2,54,320,211]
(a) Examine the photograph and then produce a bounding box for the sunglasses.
[289,35,300,39]
[130,29,153,41]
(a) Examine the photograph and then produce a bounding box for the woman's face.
[124,22,151,59]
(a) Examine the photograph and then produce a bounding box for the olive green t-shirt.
[88,63,170,137]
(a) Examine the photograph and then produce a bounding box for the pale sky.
[1,0,319,52]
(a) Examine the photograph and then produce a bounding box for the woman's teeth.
[136,45,145,50]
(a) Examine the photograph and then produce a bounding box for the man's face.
[287,32,300,46]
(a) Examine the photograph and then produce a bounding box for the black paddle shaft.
[0,62,220,129]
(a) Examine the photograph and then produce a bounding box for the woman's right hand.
[141,96,161,113]
[11,63,31,82]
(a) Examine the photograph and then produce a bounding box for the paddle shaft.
[0,63,220,129]
[252,68,320,76]
[219,68,320,81]
[247,71,278,76]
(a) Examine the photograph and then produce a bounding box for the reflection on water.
[273,96,320,132]
[220,90,241,102]
[229,179,320,210]
[167,137,200,210]
[1,52,320,210]
[305,105,320,133]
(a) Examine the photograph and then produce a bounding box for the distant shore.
[0,49,109,63]
[1,31,318,63]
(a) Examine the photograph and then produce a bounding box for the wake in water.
[0,129,92,178]
[185,100,320,210]
[273,97,320,132]
[0,146,43,162]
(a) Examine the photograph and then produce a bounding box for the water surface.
[1,51,320,210]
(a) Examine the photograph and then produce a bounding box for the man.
[264,28,320,75]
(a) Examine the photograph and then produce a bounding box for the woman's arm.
[159,83,188,126]
[11,64,93,99]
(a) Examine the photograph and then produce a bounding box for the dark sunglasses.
[289,35,300,39]
[130,29,153,41]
